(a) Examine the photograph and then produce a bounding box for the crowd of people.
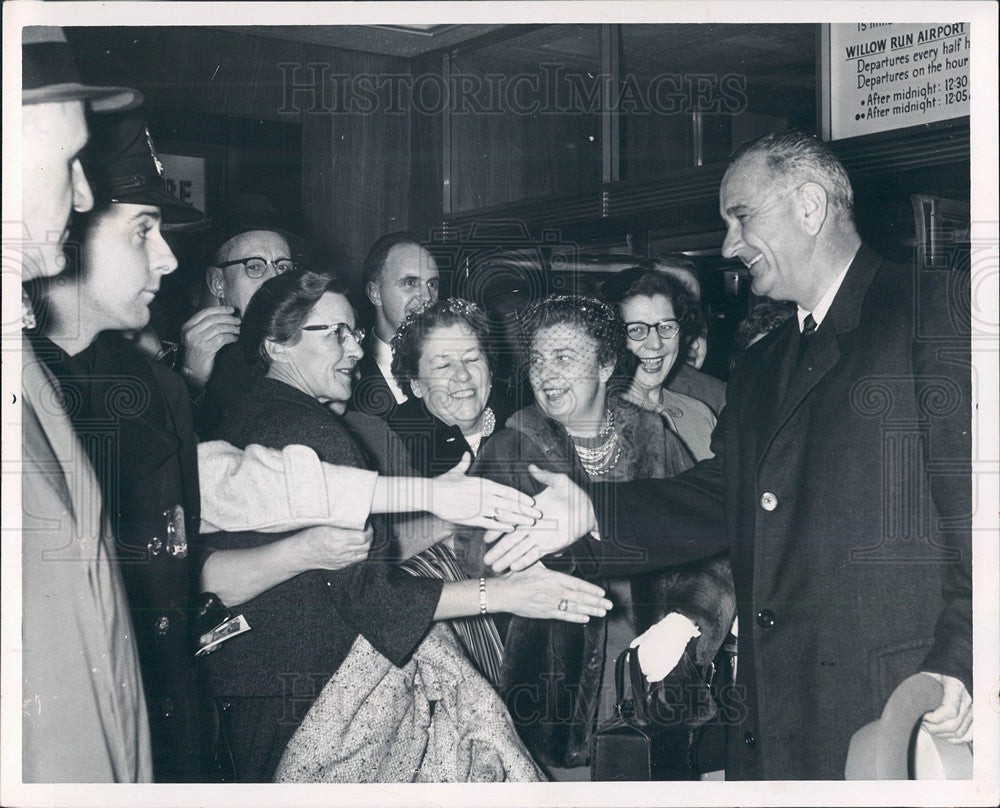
[18,27,971,786]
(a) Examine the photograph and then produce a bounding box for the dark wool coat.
[28,330,213,782]
[195,339,256,439]
[350,350,401,418]
[589,245,972,779]
[205,377,443,780]
[385,387,514,476]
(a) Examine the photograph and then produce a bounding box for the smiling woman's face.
[268,291,362,414]
[528,322,613,429]
[412,322,491,434]
[620,293,680,389]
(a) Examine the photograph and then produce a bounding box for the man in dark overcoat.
[482,130,972,779]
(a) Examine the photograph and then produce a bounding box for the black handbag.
[591,647,691,781]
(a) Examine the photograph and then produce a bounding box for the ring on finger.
[558,599,569,611]
[490,507,502,521]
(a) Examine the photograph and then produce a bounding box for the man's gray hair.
[728,130,855,215]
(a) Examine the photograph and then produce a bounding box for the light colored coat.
[20,337,152,782]
[275,624,544,783]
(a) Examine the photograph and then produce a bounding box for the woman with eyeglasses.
[202,268,612,781]
[604,261,718,462]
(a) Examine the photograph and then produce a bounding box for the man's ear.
[366,280,382,308]
[798,182,829,237]
[207,266,226,302]
[410,378,424,400]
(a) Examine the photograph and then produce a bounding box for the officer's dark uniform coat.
[29,330,214,781]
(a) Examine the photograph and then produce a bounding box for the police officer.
[24,111,214,781]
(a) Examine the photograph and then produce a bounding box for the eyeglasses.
[216,256,296,279]
[625,319,681,341]
[300,322,366,346]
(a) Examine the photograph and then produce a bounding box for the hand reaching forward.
[489,562,612,624]
[483,464,598,573]
[180,305,241,389]
[429,453,542,531]
[920,672,972,744]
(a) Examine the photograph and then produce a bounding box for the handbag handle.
[614,646,652,721]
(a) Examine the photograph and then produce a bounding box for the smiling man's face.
[720,154,810,304]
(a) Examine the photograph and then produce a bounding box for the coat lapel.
[749,321,798,463]
[22,340,75,514]
[767,324,841,444]
[756,244,881,465]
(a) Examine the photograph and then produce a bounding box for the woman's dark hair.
[601,258,705,376]
[517,294,628,387]
[390,298,493,398]
[241,266,350,373]
[729,299,797,370]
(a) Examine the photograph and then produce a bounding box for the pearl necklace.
[572,409,622,476]
[479,406,496,438]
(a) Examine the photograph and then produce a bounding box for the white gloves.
[629,612,701,682]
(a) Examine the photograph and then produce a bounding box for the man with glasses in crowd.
[181,195,302,434]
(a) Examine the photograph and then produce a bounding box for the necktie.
[797,313,819,375]
[802,313,817,339]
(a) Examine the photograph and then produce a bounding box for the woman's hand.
[629,612,701,681]
[291,524,373,572]
[489,563,612,624]
[429,453,542,530]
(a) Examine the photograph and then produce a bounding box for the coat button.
[760,492,778,511]
[744,731,756,747]
[756,609,775,628]
[161,698,174,717]
[154,616,170,635]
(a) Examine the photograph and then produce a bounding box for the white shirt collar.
[797,259,852,332]
[371,334,408,405]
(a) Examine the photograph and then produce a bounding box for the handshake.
[477,464,599,573]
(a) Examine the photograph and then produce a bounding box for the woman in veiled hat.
[462,294,735,780]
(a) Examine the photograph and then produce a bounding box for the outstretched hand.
[490,562,612,623]
[429,453,542,531]
[483,464,598,573]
